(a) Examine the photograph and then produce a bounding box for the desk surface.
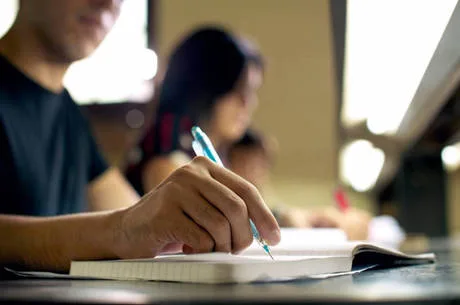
[2,242,460,305]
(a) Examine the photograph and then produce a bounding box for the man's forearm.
[0,210,123,272]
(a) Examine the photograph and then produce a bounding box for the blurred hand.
[113,156,281,259]
[275,207,316,228]
[275,206,371,240]
[311,207,372,240]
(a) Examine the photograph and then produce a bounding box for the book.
[69,229,435,284]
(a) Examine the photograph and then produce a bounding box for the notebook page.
[243,228,349,256]
[243,241,357,257]
[122,253,269,263]
[100,252,329,263]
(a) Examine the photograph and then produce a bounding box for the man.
[0,0,280,272]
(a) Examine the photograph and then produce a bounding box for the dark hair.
[229,129,275,164]
[157,25,263,122]
[231,129,266,150]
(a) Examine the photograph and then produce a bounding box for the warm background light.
[0,0,17,38]
[340,140,385,192]
[442,143,460,171]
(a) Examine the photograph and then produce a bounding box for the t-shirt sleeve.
[71,101,109,182]
[0,120,19,212]
[0,121,11,178]
[86,126,109,182]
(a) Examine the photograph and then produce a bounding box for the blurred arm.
[87,168,140,211]
[142,152,191,192]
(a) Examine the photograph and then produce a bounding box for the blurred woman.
[126,26,263,193]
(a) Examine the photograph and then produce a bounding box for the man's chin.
[63,42,100,63]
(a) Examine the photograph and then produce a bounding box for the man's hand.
[0,157,280,272]
[112,156,281,259]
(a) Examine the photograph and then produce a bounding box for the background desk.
[2,241,460,304]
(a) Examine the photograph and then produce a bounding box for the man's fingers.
[167,213,215,254]
[160,156,280,256]
[170,158,253,252]
[188,177,254,253]
[176,185,232,253]
[203,160,280,246]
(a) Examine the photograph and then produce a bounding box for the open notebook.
[69,233,435,284]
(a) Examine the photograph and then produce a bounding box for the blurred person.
[0,0,280,273]
[125,26,264,192]
[228,130,371,240]
[228,129,277,191]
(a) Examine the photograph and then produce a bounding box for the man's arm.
[0,211,120,272]
[0,157,281,273]
[87,168,140,211]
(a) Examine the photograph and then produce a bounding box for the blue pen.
[191,126,274,260]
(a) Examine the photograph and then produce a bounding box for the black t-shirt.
[0,55,108,216]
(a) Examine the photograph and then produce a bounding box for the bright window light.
[64,0,156,104]
[0,0,18,39]
[340,140,385,192]
[442,143,460,171]
[342,0,457,135]
[366,118,388,136]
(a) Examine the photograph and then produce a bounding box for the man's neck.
[0,24,70,93]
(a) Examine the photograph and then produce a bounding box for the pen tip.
[268,250,274,260]
[263,245,274,260]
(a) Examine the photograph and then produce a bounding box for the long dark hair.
[158,26,263,123]
[126,25,263,194]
